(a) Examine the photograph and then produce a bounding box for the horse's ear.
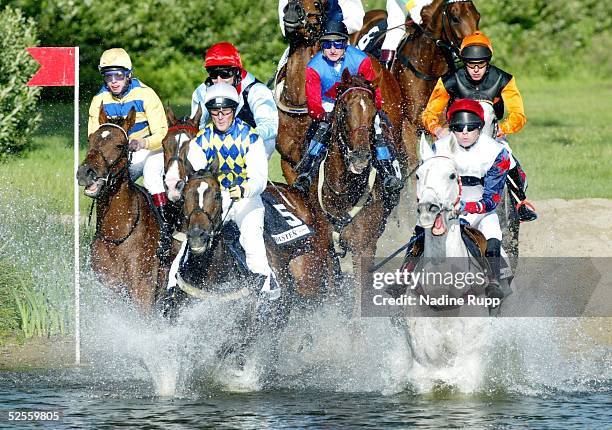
[448,132,458,155]
[419,132,434,161]
[341,68,351,83]
[192,104,203,129]
[206,154,220,175]
[98,103,108,125]
[122,107,137,134]
[166,104,177,125]
[420,2,436,27]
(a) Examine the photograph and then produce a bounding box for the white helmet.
[204,83,240,111]
[98,48,132,73]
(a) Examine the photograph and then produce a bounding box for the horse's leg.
[281,159,298,185]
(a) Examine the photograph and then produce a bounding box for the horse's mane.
[191,168,219,182]
[105,116,126,126]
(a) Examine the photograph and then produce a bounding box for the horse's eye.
[451,15,460,24]
[449,173,456,180]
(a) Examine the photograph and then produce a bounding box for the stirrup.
[515,200,538,222]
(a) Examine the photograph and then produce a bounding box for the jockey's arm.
[422,79,451,135]
[357,56,383,109]
[498,77,527,136]
[381,0,407,51]
[305,67,327,121]
[464,148,510,214]
[247,83,279,143]
[87,94,103,138]
[142,89,168,151]
[243,135,268,198]
[191,85,210,129]
[339,0,365,34]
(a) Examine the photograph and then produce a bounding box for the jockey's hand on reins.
[229,184,246,201]
[128,138,146,152]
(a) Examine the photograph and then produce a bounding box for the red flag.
[27,47,76,87]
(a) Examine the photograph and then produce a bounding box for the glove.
[128,138,146,152]
[454,200,468,216]
[434,127,450,139]
[228,184,246,201]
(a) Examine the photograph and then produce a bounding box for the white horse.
[397,134,514,391]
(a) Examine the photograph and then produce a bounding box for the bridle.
[165,121,198,170]
[333,85,376,166]
[88,123,131,196]
[398,0,475,81]
[284,0,325,45]
[416,155,463,218]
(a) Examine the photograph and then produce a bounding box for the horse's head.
[77,105,135,198]
[163,105,202,202]
[283,0,326,45]
[182,156,222,255]
[415,133,462,236]
[421,0,480,49]
[332,69,378,174]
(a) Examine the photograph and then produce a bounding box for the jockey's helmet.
[98,48,132,73]
[204,83,240,111]
[204,42,243,70]
[320,20,349,41]
[460,31,493,62]
[447,99,485,129]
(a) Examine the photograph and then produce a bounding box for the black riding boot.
[373,133,403,193]
[506,164,537,222]
[293,120,331,194]
[386,225,425,298]
[153,194,173,263]
[485,238,504,303]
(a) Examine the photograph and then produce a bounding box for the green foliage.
[0,6,41,158]
[474,0,612,77]
[3,0,288,102]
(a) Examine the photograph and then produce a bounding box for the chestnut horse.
[352,0,480,165]
[162,113,326,300]
[316,71,405,316]
[275,0,325,185]
[76,107,164,312]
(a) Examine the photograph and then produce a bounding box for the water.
[1,186,611,428]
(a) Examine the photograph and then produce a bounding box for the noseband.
[417,155,463,215]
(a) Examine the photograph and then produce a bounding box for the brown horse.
[162,115,327,300]
[353,0,480,165]
[275,0,326,185]
[76,107,164,312]
[315,71,404,316]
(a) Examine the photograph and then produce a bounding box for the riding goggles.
[209,107,234,117]
[450,123,482,132]
[465,60,488,70]
[206,67,238,80]
[103,71,127,83]
[321,40,347,50]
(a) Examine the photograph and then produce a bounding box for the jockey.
[191,42,278,159]
[278,0,365,37]
[292,20,403,194]
[87,48,172,257]
[408,99,509,301]
[277,0,365,74]
[166,83,279,300]
[380,0,432,69]
[421,31,537,222]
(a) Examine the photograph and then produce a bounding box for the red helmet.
[204,42,242,69]
[447,99,485,127]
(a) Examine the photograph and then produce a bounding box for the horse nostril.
[428,204,440,213]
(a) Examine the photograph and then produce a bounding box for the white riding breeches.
[167,193,276,295]
[461,211,502,241]
[128,148,165,195]
[382,0,407,51]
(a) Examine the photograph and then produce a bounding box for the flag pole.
[73,46,81,365]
